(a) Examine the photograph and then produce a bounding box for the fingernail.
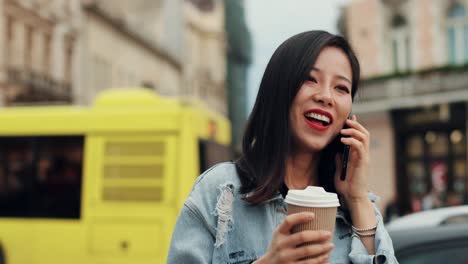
[321,254,330,261]
[306,212,315,219]
[322,231,331,238]
[326,243,334,250]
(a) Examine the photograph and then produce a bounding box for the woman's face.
[289,46,353,154]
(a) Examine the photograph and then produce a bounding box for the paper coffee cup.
[285,186,340,240]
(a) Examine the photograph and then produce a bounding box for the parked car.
[386,205,468,231]
[389,223,468,264]
[386,205,468,263]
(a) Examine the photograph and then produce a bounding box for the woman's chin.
[302,142,328,153]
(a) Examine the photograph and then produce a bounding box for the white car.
[389,223,468,263]
[386,205,468,231]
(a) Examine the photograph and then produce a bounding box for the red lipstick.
[303,109,333,131]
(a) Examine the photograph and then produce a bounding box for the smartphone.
[340,115,352,181]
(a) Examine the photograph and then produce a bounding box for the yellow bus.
[0,88,232,264]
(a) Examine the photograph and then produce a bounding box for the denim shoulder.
[185,162,242,230]
[192,161,241,193]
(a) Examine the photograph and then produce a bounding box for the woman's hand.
[334,115,370,206]
[333,115,378,254]
[254,212,333,264]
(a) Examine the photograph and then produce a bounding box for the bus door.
[84,133,177,262]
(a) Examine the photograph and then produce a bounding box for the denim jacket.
[167,162,398,264]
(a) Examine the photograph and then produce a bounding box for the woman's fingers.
[340,127,368,147]
[291,241,334,260]
[341,117,370,156]
[276,212,315,234]
[278,239,333,263]
[282,230,331,248]
[270,215,334,263]
[345,117,369,137]
[340,137,365,153]
[296,253,330,264]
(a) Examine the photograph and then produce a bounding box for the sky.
[244,0,350,110]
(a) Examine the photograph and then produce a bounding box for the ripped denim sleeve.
[212,183,235,248]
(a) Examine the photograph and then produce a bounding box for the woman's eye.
[336,86,350,93]
[306,76,317,83]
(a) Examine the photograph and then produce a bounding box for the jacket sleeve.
[348,195,399,264]
[166,164,229,263]
[166,199,216,263]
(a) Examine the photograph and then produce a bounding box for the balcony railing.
[354,66,468,113]
[7,68,72,103]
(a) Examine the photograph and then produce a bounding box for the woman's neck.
[285,151,319,190]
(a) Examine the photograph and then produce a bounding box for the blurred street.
[0,0,468,263]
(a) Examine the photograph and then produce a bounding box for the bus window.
[0,136,84,219]
[199,140,233,173]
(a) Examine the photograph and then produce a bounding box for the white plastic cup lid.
[285,186,340,208]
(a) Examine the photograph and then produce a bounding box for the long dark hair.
[236,31,360,204]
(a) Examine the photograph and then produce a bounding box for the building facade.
[0,0,80,105]
[82,0,227,114]
[183,0,227,115]
[78,0,182,105]
[343,0,468,215]
[0,0,228,119]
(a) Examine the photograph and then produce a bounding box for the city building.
[183,0,227,115]
[0,0,229,119]
[0,0,81,105]
[78,0,182,105]
[342,0,468,215]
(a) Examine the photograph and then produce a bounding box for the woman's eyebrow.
[337,75,352,85]
[311,67,352,85]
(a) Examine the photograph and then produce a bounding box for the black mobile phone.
[340,115,352,181]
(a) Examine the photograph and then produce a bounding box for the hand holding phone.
[340,115,352,181]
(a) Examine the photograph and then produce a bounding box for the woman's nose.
[312,86,333,106]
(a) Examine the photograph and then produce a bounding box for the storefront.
[393,103,467,214]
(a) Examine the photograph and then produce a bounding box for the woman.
[167,31,397,263]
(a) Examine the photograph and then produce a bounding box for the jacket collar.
[240,191,284,205]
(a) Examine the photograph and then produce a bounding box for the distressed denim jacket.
[167,162,398,264]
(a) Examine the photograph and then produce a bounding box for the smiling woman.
[289,46,353,154]
[167,31,398,264]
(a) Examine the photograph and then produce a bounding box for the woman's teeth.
[305,112,330,125]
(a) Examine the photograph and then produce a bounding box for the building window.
[92,55,112,91]
[447,3,468,64]
[391,14,411,72]
[6,16,14,65]
[25,25,33,71]
[64,36,74,84]
[43,34,51,77]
